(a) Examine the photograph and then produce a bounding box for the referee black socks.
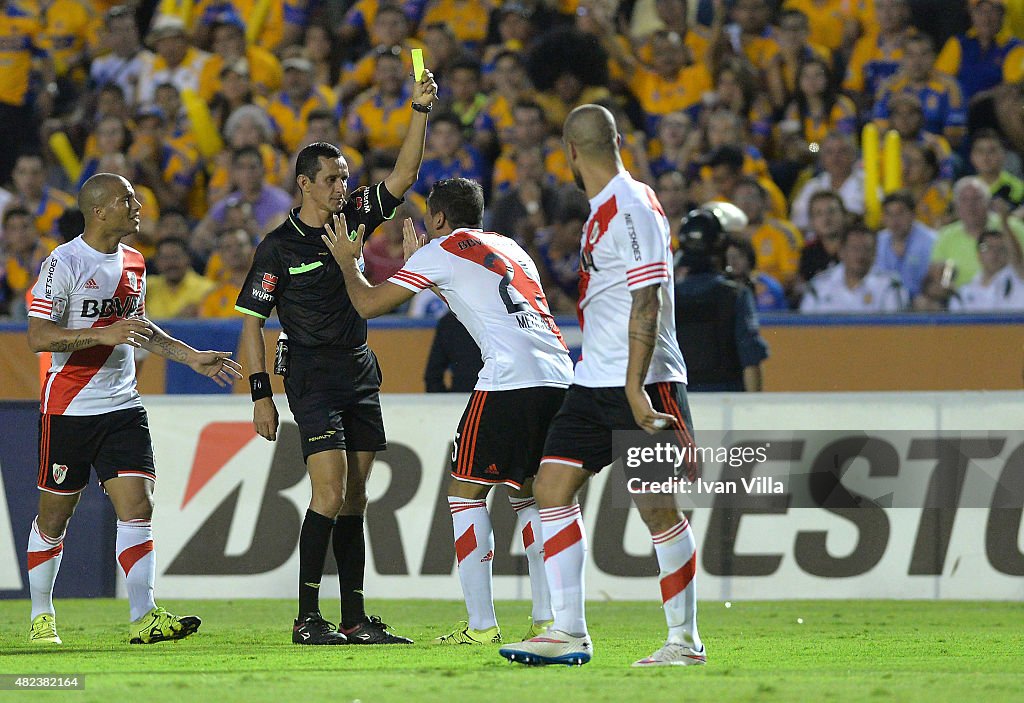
[333,515,367,629]
[298,509,336,618]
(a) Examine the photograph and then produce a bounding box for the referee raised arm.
[234,68,439,646]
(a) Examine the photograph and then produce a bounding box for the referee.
[235,69,439,645]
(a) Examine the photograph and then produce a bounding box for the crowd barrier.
[2,392,1022,601]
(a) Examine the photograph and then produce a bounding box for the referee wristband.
[249,372,272,402]
[411,101,432,113]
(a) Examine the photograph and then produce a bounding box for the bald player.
[25,173,242,646]
[498,105,705,668]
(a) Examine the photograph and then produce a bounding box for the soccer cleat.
[129,606,201,644]
[632,641,707,667]
[292,613,348,644]
[433,621,502,644]
[29,613,62,644]
[340,615,413,644]
[498,628,592,666]
[522,618,554,641]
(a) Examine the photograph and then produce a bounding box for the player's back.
[391,229,573,391]
[28,236,146,415]
[575,172,686,388]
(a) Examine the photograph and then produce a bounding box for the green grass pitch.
[1,599,1022,702]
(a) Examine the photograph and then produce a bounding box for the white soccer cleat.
[632,641,707,667]
[498,628,592,666]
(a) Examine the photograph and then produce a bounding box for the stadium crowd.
[2,0,1024,321]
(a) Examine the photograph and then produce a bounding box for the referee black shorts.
[450,385,567,490]
[541,381,695,473]
[284,344,387,460]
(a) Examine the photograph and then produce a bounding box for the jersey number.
[484,252,534,315]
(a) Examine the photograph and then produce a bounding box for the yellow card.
[411,48,424,81]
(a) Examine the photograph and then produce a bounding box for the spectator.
[267,57,339,153]
[302,24,342,89]
[913,261,959,311]
[711,58,774,152]
[526,27,611,128]
[194,146,292,257]
[485,145,560,249]
[949,227,1024,311]
[766,8,831,109]
[208,105,291,204]
[727,0,781,72]
[2,207,58,319]
[473,50,534,159]
[483,1,540,66]
[338,5,425,103]
[145,237,215,319]
[419,0,491,52]
[654,170,692,237]
[932,176,1024,286]
[935,0,1024,102]
[77,115,131,189]
[444,58,489,133]
[207,59,261,133]
[725,236,788,312]
[90,5,152,108]
[844,0,915,104]
[887,93,956,181]
[200,228,255,318]
[902,141,953,228]
[781,57,857,147]
[345,49,412,154]
[491,100,571,196]
[790,133,866,230]
[801,220,908,313]
[197,15,283,101]
[873,34,966,148]
[798,190,847,285]
[10,154,75,238]
[781,0,857,56]
[732,177,804,289]
[414,113,486,197]
[873,190,937,298]
[190,0,288,52]
[129,105,200,214]
[136,15,211,108]
[969,128,1024,208]
[424,311,484,393]
[533,186,588,315]
[701,110,785,216]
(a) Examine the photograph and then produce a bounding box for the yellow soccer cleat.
[29,613,62,644]
[129,606,201,644]
[433,621,502,644]
[522,619,553,641]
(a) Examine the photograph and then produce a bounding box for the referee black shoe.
[293,613,348,645]
[341,615,414,644]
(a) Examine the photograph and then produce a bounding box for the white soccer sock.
[653,518,701,649]
[540,504,587,637]
[116,519,156,622]
[449,497,497,631]
[27,518,64,620]
[509,496,552,624]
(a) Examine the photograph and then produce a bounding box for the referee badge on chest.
[262,273,278,293]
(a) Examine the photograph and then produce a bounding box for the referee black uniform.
[235,182,402,458]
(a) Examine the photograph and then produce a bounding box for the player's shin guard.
[540,504,587,637]
[298,509,335,617]
[116,519,156,622]
[653,518,701,649]
[333,515,367,629]
[449,497,497,631]
[509,496,552,624]
[27,518,63,619]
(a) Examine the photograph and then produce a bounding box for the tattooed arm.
[624,285,677,435]
[27,316,153,353]
[138,317,243,387]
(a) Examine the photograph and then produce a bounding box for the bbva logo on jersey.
[80,295,142,319]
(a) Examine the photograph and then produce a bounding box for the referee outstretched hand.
[322,211,365,264]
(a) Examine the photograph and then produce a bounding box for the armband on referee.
[250,372,272,402]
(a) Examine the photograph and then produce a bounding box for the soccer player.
[25,173,242,645]
[497,104,705,667]
[235,69,438,645]
[321,177,573,645]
